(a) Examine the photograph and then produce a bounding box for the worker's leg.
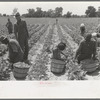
[23,38,29,60]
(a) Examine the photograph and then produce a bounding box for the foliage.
[3,14,6,17]
[12,8,18,16]
[63,11,72,18]
[22,7,63,18]
[85,6,97,17]
[97,7,100,17]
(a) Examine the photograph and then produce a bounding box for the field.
[0,17,100,80]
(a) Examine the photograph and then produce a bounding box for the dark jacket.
[75,39,97,63]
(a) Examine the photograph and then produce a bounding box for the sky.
[0,2,100,15]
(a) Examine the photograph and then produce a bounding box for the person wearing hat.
[80,23,86,37]
[14,12,29,62]
[0,36,24,66]
[74,33,97,64]
[6,18,13,34]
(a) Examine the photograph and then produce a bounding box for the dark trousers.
[8,28,12,34]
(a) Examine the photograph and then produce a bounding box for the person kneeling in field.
[74,33,97,64]
[0,36,24,69]
[52,42,68,61]
[80,23,86,37]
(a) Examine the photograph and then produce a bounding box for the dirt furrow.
[60,25,78,52]
[29,26,50,65]
[47,25,68,80]
[27,25,54,80]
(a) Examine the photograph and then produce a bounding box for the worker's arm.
[97,33,100,38]
[96,26,99,33]
[24,21,29,38]
[92,41,97,60]
[74,42,82,59]
[6,23,8,28]
[14,24,18,40]
[61,51,68,58]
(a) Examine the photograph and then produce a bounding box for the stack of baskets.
[81,59,99,72]
[13,62,30,80]
[51,59,66,73]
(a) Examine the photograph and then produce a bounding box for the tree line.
[1,6,100,18]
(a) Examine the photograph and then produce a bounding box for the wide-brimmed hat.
[15,12,20,17]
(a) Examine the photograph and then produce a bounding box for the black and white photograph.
[0,1,100,81]
[0,1,100,99]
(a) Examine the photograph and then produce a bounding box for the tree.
[46,9,55,17]
[12,8,18,15]
[72,14,80,18]
[0,13,2,17]
[35,7,43,17]
[97,7,100,17]
[64,11,72,18]
[85,6,97,17]
[55,7,63,17]
[3,14,6,16]
[27,9,35,17]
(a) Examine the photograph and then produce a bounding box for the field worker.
[56,19,58,24]
[0,35,24,65]
[74,33,97,64]
[14,12,29,62]
[6,18,13,34]
[92,32,100,47]
[52,42,68,61]
[80,23,86,37]
[96,24,100,33]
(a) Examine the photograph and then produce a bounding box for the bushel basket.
[13,62,30,80]
[81,59,99,72]
[51,59,66,73]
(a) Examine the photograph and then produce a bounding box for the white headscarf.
[92,32,97,37]
[80,23,85,27]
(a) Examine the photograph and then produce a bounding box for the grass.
[0,17,100,25]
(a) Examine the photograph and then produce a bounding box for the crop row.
[57,24,74,58]
[28,25,49,50]
[29,24,45,38]
[28,24,54,80]
[61,25,83,45]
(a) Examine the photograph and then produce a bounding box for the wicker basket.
[13,63,30,80]
[51,59,66,73]
[81,59,99,72]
